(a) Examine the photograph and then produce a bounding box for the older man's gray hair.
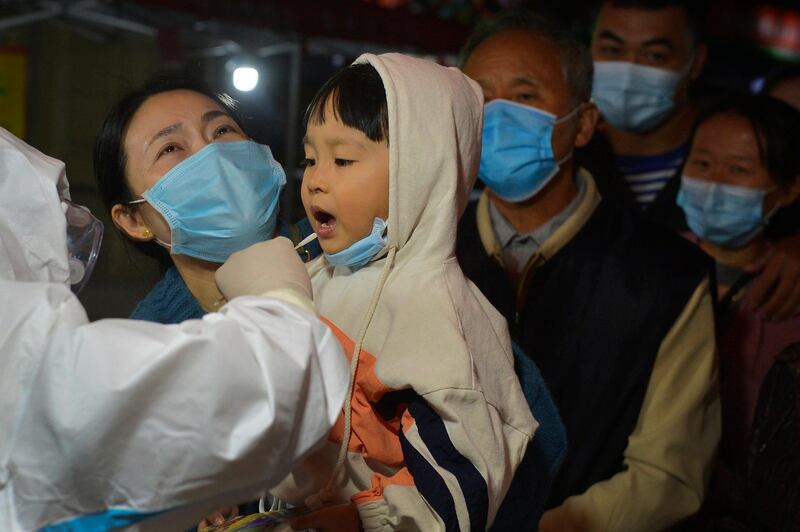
[459,10,593,106]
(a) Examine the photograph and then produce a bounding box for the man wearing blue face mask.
[583,0,707,214]
[456,11,720,532]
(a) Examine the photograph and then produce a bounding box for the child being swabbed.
[273,53,537,532]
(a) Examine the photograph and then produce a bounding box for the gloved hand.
[216,237,313,303]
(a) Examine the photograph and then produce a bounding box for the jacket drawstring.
[316,245,398,504]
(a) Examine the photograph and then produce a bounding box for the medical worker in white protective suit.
[0,127,349,531]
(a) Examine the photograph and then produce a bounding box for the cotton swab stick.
[294,232,318,250]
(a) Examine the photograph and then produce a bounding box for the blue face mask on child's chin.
[324,217,388,270]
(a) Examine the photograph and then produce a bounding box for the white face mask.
[592,59,693,133]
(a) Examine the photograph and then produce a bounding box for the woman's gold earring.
[142,228,152,238]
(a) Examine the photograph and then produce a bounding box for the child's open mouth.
[311,207,337,237]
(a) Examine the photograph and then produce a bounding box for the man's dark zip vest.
[457,195,711,507]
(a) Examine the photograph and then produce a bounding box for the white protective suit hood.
[0,127,71,284]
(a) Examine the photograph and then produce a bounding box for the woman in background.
[676,94,800,528]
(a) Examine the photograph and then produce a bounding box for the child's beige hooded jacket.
[273,53,537,531]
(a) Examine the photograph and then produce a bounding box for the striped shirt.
[614,145,688,210]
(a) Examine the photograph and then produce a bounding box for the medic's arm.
[15,290,347,530]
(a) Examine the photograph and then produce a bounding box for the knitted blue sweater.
[130,266,204,323]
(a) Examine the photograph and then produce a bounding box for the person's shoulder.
[130,266,204,323]
[777,342,800,372]
[456,198,489,260]
[1,278,77,315]
[576,130,615,173]
[458,198,480,231]
[589,197,711,275]
[577,134,635,205]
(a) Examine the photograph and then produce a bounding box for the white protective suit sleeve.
[0,280,348,532]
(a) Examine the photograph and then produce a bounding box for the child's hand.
[290,503,361,532]
[197,506,239,531]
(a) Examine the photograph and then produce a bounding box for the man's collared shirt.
[488,173,587,275]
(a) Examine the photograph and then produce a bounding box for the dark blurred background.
[1,0,798,319]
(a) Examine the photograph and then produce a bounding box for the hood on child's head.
[353,53,483,262]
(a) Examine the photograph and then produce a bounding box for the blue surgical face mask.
[325,217,388,270]
[479,99,579,203]
[592,61,689,133]
[677,175,776,248]
[129,140,286,263]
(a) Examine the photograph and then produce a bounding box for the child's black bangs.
[305,63,389,144]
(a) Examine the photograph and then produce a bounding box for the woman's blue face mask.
[677,175,776,248]
[129,140,286,263]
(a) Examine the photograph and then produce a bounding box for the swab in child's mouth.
[295,232,318,250]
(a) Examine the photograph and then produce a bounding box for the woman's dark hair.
[690,94,800,190]
[94,75,243,267]
[304,63,388,144]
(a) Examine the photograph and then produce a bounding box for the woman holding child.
[96,54,538,531]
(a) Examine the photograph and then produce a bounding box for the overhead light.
[233,66,259,91]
